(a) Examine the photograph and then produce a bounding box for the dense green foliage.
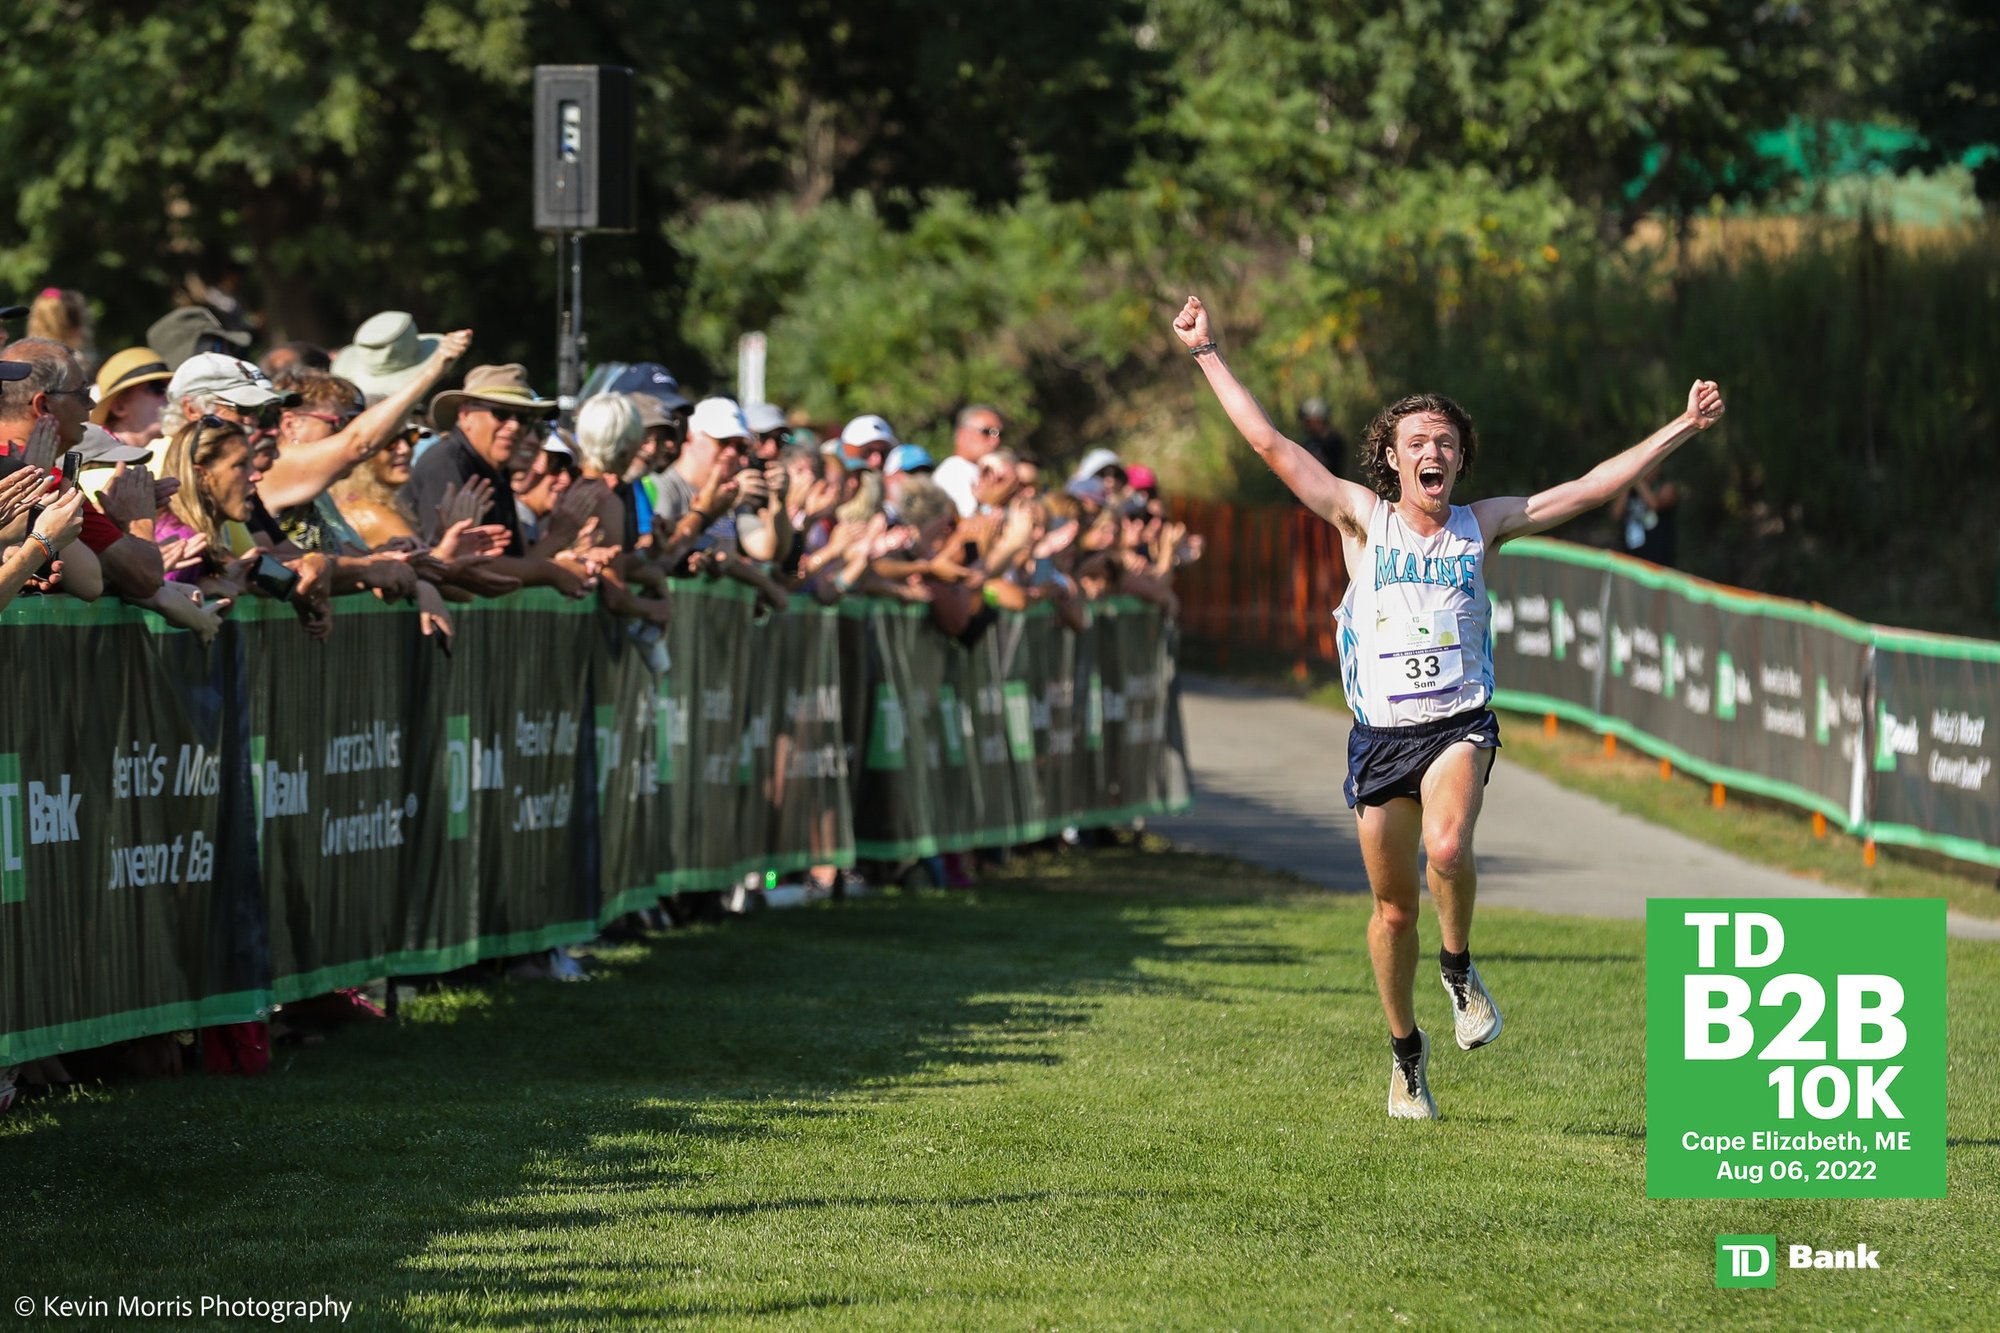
[3,1,1994,620]
[6,849,1997,1326]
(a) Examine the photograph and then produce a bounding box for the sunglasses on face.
[479,407,538,426]
[976,425,1003,439]
[299,410,359,428]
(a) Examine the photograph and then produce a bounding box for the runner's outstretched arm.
[1474,379,1724,548]
[1172,296,1376,531]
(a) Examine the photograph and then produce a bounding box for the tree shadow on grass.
[0,876,1275,1326]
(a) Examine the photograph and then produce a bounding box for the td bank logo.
[1716,1235,1882,1288]
[1716,1235,1775,1288]
[1,752,84,905]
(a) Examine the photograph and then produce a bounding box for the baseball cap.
[690,396,751,442]
[629,393,678,430]
[607,362,694,413]
[885,444,935,476]
[75,423,150,466]
[1071,447,1124,484]
[0,305,27,322]
[167,353,301,410]
[1125,463,1158,493]
[1066,476,1108,506]
[840,414,897,449]
[744,402,788,436]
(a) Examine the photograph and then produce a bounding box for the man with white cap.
[161,352,302,461]
[839,414,897,473]
[654,397,777,561]
[744,402,790,462]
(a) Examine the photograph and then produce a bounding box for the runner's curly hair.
[1359,393,1478,500]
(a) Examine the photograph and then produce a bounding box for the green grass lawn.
[3,846,1994,1330]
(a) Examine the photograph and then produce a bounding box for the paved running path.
[1159,675,2000,943]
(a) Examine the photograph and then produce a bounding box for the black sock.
[1440,947,1470,974]
[1390,1030,1424,1061]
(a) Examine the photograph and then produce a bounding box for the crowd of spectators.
[0,292,1202,1105]
[1,298,1200,646]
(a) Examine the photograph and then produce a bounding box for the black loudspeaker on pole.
[534,65,636,413]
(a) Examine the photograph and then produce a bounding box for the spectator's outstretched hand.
[99,463,158,526]
[1171,295,1213,350]
[22,415,61,469]
[152,582,228,645]
[431,329,474,371]
[1685,379,1724,429]
[432,520,510,564]
[157,533,209,573]
[414,579,454,640]
[0,466,47,528]
[32,484,88,551]
[434,477,494,539]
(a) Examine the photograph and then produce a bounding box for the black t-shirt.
[407,430,524,556]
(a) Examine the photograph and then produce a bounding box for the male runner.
[1172,295,1723,1118]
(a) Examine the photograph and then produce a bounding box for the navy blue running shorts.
[1344,707,1502,809]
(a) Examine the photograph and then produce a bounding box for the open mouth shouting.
[1416,462,1448,500]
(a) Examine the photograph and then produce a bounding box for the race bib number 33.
[1374,609,1463,703]
[1645,899,1945,1198]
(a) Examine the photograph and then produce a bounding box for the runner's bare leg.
[1355,796,1424,1036]
[1418,741,1491,955]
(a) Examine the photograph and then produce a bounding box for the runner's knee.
[1371,894,1419,936]
[1424,827,1471,879]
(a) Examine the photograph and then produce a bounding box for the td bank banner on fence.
[1485,540,2000,868]
[0,589,1189,1064]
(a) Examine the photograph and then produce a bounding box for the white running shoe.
[1387,1029,1439,1120]
[1442,962,1503,1050]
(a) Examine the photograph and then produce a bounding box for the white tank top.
[1334,500,1495,727]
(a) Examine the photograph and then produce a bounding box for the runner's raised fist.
[1686,379,1724,429]
[1172,296,1212,349]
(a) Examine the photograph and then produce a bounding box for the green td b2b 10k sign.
[1646,899,1945,1198]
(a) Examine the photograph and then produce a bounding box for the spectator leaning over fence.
[1173,292,1722,1120]
[160,352,298,463]
[410,364,590,597]
[933,404,1004,517]
[155,415,327,638]
[745,402,789,463]
[0,338,166,602]
[571,392,672,626]
[839,413,897,475]
[261,331,469,530]
[90,347,174,449]
[0,361,88,609]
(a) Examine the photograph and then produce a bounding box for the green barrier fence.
[1486,538,1999,867]
[0,588,1190,1065]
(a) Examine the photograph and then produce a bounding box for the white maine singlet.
[1334,500,1495,727]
